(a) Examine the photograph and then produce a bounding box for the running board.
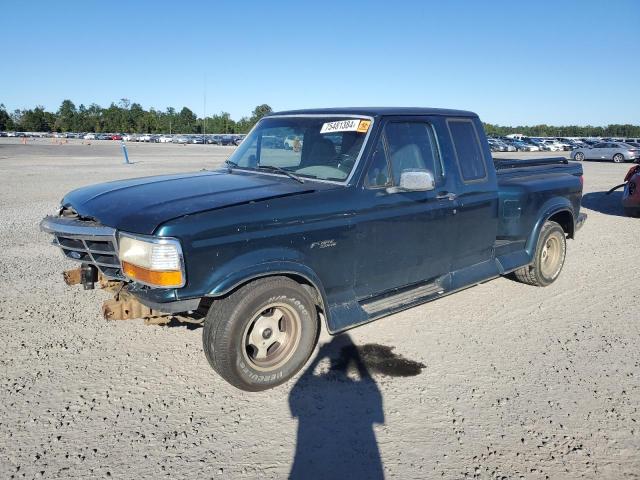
[361,282,444,315]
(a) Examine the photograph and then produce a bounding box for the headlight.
[118,233,185,288]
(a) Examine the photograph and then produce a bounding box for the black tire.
[613,153,625,163]
[513,221,566,287]
[574,152,584,161]
[202,276,319,391]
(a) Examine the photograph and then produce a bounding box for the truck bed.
[492,156,583,271]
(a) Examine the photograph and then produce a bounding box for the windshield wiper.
[256,165,305,183]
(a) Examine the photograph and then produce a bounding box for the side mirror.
[387,169,435,193]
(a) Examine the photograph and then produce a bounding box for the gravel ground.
[0,138,638,479]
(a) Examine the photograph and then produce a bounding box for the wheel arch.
[526,200,575,257]
[206,262,330,331]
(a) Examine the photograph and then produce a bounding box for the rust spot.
[62,268,82,286]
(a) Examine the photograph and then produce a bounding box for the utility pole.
[203,73,207,138]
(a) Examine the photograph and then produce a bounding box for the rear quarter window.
[447,119,487,182]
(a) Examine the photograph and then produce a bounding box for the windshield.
[226,115,372,182]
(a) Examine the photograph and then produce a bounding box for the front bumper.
[126,283,201,313]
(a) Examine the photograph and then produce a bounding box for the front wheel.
[574,152,584,161]
[613,153,625,163]
[202,277,319,391]
[512,221,566,287]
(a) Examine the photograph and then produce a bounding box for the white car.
[139,134,152,142]
[83,133,96,140]
[541,140,563,152]
[554,140,572,151]
[158,135,173,143]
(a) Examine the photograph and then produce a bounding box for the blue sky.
[2,0,639,126]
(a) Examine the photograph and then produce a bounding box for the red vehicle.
[110,134,123,141]
[622,164,640,217]
[609,163,640,217]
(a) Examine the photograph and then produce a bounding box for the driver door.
[353,118,458,299]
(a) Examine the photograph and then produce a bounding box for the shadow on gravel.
[155,317,203,330]
[582,191,626,217]
[288,335,425,479]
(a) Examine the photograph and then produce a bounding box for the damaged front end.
[61,265,205,325]
[41,214,203,326]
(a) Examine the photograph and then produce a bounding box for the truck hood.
[62,170,318,234]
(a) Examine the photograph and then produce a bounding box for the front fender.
[526,197,574,256]
[205,248,330,324]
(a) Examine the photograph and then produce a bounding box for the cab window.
[366,121,442,188]
[447,119,487,182]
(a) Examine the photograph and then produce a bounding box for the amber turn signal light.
[122,261,183,288]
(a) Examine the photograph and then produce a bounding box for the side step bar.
[361,282,443,315]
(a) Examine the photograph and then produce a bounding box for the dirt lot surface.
[1,138,638,479]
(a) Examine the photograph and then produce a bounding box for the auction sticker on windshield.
[320,119,370,134]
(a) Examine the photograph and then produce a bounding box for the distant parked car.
[96,134,112,140]
[191,136,205,144]
[139,134,152,142]
[488,138,508,152]
[528,139,552,151]
[557,138,582,150]
[218,135,234,146]
[207,134,221,145]
[158,135,173,143]
[83,133,96,140]
[111,134,123,141]
[172,135,189,144]
[572,142,640,163]
[541,139,563,152]
[553,139,572,151]
[510,140,539,152]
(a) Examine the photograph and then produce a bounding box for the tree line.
[1,100,640,138]
[0,99,273,135]
[484,123,640,138]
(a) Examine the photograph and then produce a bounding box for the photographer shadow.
[582,191,626,217]
[288,334,385,480]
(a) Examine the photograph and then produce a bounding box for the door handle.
[436,192,457,201]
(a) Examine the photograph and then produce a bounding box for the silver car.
[571,142,640,163]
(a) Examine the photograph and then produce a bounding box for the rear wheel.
[202,277,319,391]
[613,153,625,163]
[513,221,566,287]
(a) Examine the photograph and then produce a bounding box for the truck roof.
[269,107,478,118]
